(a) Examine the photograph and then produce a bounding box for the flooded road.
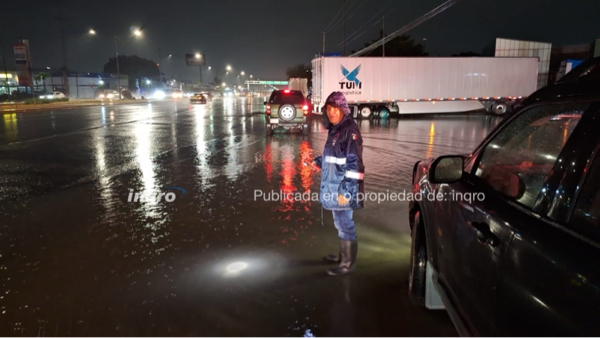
[0,98,502,336]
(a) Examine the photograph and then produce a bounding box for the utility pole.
[199,65,203,84]
[0,30,10,95]
[322,32,325,55]
[382,15,385,57]
[114,35,121,99]
[57,1,69,97]
[342,0,346,56]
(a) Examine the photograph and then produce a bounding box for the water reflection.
[2,113,18,142]
[133,108,160,218]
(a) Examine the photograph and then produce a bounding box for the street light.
[208,66,211,70]
[241,71,245,76]
[226,65,232,71]
[89,27,143,99]
[195,53,201,59]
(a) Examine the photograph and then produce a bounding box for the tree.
[351,32,427,57]
[103,55,160,89]
[451,51,482,57]
[285,64,312,87]
[211,76,222,86]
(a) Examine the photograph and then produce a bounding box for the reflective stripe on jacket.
[314,115,365,210]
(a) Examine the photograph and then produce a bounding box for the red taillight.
[302,105,309,115]
[266,105,271,115]
[284,89,291,93]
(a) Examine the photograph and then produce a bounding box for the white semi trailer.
[311,56,539,118]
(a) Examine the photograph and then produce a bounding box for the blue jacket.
[314,115,365,210]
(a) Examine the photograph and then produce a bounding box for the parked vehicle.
[408,57,600,336]
[265,89,310,135]
[311,56,538,118]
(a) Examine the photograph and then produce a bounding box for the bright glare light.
[222,82,226,86]
[208,66,211,70]
[146,80,151,85]
[250,75,253,78]
[195,53,200,59]
[153,90,166,100]
[226,262,248,273]
[98,80,104,85]
[133,30,142,37]
[241,71,245,75]
[169,54,172,57]
[89,29,96,35]
[226,65,232,71]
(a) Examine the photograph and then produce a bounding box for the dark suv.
[408,57,600,336]
[265,89,309,135]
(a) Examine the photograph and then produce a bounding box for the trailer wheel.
[491,102,508,116]
[358,105,372,119]
[378,107,390,119]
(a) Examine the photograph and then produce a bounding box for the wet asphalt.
[0,97,502,336]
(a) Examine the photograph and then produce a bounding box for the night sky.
[1,0,599,82]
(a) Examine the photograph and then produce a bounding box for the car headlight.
[99,94,105,98]
[39,95,45,99]
[107,93,114,99]
[153,90,166,100]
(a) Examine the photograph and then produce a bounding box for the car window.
[570,152,600,243]
[269,92,304,105]
[474,103,588,208]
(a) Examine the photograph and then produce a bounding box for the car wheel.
[379,107,390,119]
[279,104,296,121]
[409,210,427,307]
[491,102,508,116]
[358,105,372,119]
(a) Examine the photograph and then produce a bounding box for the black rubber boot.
[327,240,357,276]
[324,241,342,263]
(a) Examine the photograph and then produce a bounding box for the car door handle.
[470,222,499,247]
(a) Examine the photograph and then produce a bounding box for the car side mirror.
[429,155,464,184]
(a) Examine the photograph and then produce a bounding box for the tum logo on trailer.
[339,65,362,89]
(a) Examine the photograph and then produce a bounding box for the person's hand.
[338,194,349,206]
[308,160,321,172]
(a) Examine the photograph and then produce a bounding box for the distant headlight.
[153,90,166,100]
[107,93,114,99]
[99,94,105,98]
[39,95,45,99]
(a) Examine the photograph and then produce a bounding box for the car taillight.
[266,105,271,114]
[302,105,309,115]
[284,89,290,93]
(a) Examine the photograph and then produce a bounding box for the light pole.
[89,27,142,99]
[195,53,202,84]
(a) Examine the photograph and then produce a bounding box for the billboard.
[14,40,33,87]
[185,53,206,66]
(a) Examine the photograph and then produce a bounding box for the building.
[495,38,552,89]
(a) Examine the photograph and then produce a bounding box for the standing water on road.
[0,98,501,336]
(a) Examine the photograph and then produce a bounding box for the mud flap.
[426,263,445,310]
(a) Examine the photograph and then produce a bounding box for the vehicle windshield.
[269,91,305,104]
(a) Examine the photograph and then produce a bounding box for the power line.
[336,7,387,48]
[324,0,361,34]
[350,0,460,56]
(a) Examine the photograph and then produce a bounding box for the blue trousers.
[332,210,357,241]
